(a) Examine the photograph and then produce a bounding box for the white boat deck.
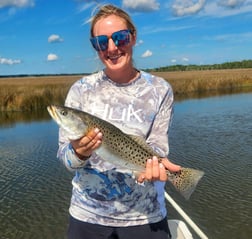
[165,192,208,239]
[168,220,193,239]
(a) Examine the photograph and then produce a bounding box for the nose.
[107,38,118,51]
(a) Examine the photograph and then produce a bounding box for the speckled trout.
[47,105,204,199]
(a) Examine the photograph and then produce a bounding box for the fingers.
[137,156,181,183]
[159,163,168,181]
[161,158,181,172]
[145,157,159,180]
[142,156,168,182]
[80,128,102,149]
[137,172,146,183]
[71,128,102,158]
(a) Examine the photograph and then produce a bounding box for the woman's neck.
[104,67,139,84]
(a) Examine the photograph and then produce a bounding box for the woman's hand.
[137,156,181,183]
[70,128,103,160]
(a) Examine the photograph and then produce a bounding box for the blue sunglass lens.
[90,30,131,51]
[112,30,130,47]
[90,35,108,51]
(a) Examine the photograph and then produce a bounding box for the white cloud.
[141,50,153,58]
[76,1,95,13]
[204,31,252,43]
[47,54,58,61]
[199,0,252,18]
[48,34,64,43]
[122,0,160,12]
[172,0,206,16]
[0,0,34,8]
[136,39,144,46]
[182,57,189,62]
[171,59,177,63]
[217,0,245,8]
[142,25,195,35]
[0,57,21,65]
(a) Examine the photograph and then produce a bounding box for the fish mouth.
[47,105,61,124]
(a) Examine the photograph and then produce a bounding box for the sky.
[0,0,252,75]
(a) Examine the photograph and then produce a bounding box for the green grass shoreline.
[1,68,252,112]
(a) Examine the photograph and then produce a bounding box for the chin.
[106,60,126,70]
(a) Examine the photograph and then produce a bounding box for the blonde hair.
[90,4,137,37]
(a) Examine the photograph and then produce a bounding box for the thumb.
[161,158,181,172]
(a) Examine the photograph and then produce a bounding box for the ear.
[131,33,137,46]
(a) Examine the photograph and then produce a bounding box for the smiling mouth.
[107,53,124,60]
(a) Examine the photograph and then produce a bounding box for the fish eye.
[61,110,68,116]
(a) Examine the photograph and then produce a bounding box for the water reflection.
[0,108,50,128]
[0,92,251,239]
[167,92,252,239]
[0,120,72,239]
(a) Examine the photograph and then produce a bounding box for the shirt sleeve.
[56,79,89,171]
[146,81,174,158]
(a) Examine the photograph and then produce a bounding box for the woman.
[57,4,181,239]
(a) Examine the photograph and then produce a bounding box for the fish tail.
[167,168,204,200]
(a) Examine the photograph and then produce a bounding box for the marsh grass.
[1,69,252,111]
[153,68,252,96]
[0,75,79,111]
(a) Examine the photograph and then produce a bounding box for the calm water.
[0,93,251,239]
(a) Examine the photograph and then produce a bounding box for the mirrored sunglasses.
[90,29,132,52]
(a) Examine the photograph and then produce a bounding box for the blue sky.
[0,0,252,75]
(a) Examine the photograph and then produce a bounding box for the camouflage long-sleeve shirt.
[57,70,174,226]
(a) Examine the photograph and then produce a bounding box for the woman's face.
[92,15,136,74]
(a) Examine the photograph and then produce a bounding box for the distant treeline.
[0,73,85,78]
[145,59,252,72]
[1,60,252,78]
